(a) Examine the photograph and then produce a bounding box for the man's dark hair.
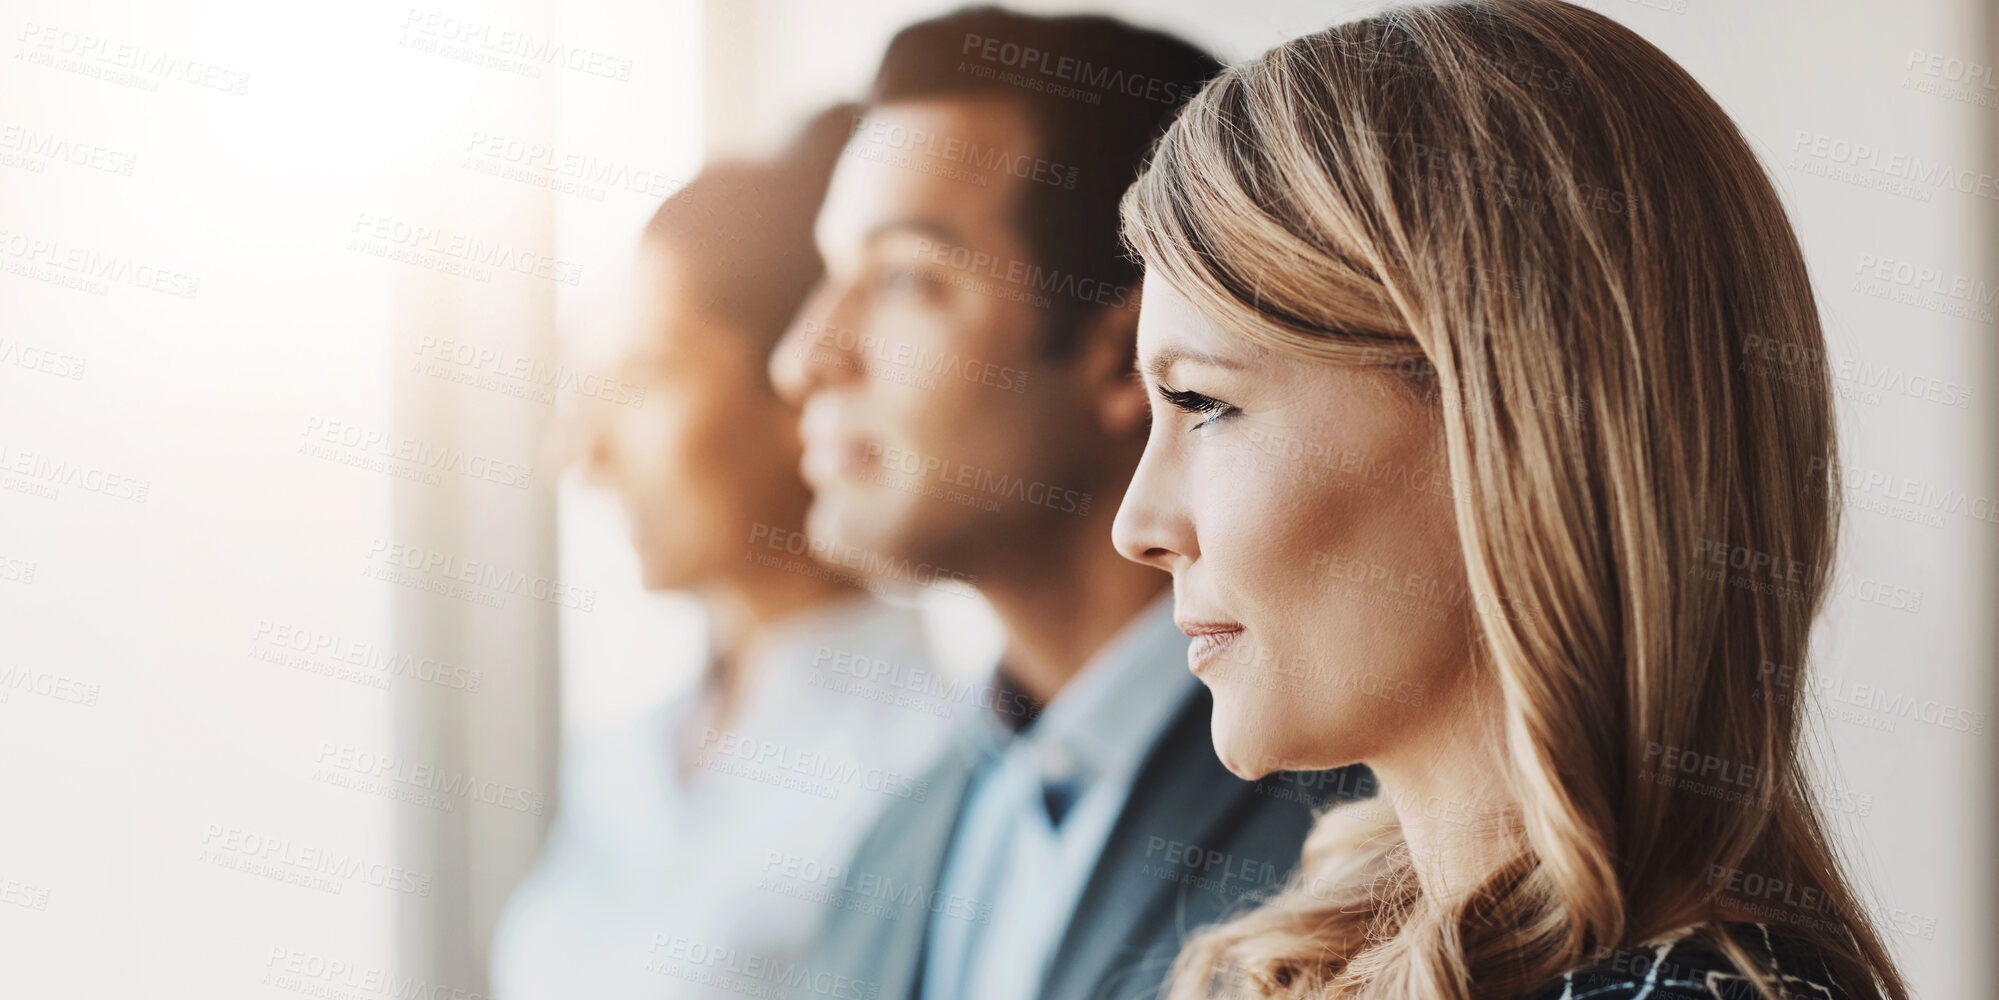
[869,7,1221,353]
[643,101,859,359]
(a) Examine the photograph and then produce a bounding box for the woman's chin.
[1219,756,1267,781]
[1210,716,1277,780]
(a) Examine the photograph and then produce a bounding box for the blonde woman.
[1111,1,1908,997]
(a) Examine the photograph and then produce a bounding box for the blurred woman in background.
[1112,1,1908,997]
[491,104,953,1000]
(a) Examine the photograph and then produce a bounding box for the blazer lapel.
[868,738,984,1000]
[1038,686,1281,1000]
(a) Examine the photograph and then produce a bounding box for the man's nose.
[770,281,864,405]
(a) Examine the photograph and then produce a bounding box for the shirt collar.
[961,594,1193,790]
[713,594,928,702]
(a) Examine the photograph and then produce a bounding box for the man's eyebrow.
[862,219,966,249]
[1143,347,1243,384]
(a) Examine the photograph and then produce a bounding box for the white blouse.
[490,595,957,1000]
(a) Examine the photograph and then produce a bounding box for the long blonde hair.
[1121,2,1907,997]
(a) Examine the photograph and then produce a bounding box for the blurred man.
[491,106,955,1000]
[769,9,1373,1000]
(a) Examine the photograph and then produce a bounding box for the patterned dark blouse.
[1524,923,1860,999]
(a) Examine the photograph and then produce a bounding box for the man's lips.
[800,434,871,485]
[1178,620,1245,674]
[796,398,880,487]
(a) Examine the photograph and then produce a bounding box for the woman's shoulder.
[1521,923,1858,1000]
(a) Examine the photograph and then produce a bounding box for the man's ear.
[1071,302,1149,438]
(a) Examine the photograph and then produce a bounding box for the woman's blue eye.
[1159,386,1239,430]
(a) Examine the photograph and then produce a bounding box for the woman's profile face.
[1113,274,1478,779]
[579,241,806,591]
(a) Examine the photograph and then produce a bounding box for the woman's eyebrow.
[1143,347,1244,384]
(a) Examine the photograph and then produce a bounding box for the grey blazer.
[798,685,1377,1000]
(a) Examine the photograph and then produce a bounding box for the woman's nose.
[1111,441,1195,574]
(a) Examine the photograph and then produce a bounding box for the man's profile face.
[770,98,1108,580]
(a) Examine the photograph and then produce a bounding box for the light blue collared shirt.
[491,596,955,1000]
[920,595,1195,1000]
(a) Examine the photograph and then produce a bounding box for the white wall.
[0,0,704,995]
[734,2,1997,996]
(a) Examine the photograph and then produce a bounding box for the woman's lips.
[1180,622,1245,674]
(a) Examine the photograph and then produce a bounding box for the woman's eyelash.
[1159,387,1224,413]
[1158,386,1238,426]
